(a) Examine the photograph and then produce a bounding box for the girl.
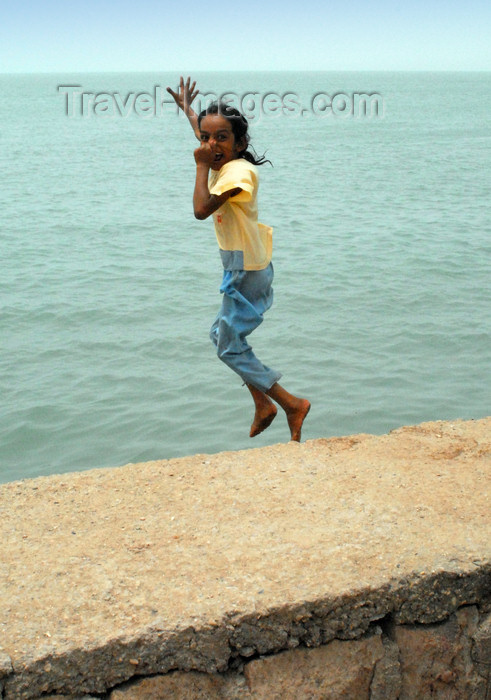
[167,77,310,441]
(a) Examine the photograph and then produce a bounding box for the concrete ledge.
[1,417,490,699]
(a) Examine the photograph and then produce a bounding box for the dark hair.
[197,101,272,166]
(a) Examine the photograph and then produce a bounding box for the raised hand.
[166,76,199,115]
[167,76,201,139]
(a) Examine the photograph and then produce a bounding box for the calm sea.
[1,71,490,483]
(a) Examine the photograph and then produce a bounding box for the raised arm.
[166,76,200,140]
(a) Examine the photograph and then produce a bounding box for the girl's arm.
[166,76,200,140]
[193,145,241,219]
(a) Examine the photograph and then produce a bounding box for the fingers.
[184,76,199,105]
[166,76,200,109]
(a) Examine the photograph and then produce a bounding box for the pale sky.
[1,0,490,72]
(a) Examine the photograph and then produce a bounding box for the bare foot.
[286,399,311,442]
[250,403,277,437]
[265,383,311,442]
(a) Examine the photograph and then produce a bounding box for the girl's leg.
[246,383,277,437]
[212,266,311,441]
[212,267,282,392]
[266,383,311,442]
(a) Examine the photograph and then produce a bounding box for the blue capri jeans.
[209,263,282,393]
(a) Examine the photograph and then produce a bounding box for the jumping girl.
[167,77,310,441]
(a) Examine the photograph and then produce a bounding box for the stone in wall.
[473,610,491,683]
[242,629,384,699]
[369,635,402,700]
[109,671,250,699]
[42,697,97,700]
[395,605,487,699]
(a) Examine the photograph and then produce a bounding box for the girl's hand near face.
[193,143,242,219]
[194,142,214,168]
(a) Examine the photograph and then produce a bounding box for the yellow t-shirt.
[208,158,273,271]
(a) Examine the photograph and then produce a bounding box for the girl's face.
[199,114,244,170]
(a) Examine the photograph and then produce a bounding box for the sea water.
[1,71,490,483]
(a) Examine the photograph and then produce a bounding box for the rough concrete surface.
[0,417,490,698]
